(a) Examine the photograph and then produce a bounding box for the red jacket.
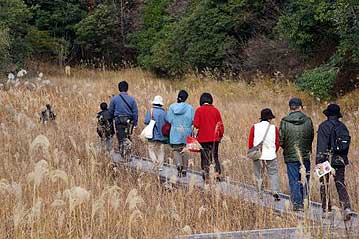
[194,104,224,143]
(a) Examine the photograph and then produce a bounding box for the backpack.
[97,114,112,138]
[330,122,351,154]
[329,122,351,167]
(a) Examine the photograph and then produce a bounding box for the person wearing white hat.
[144,95,167,170]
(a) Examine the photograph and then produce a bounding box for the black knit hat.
[323,104,342,118]
[260,108,275,121]
[177,90,189,102]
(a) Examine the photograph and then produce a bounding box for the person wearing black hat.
[248,108,281,201]
[166,90,194,177]
[279,97,314,212]
[316,103,353,220]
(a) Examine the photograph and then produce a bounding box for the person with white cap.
[144,95,167,170]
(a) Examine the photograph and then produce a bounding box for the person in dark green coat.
[280,98,314,212]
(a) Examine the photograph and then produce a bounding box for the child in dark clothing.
[40,104,56,124]
[97,102,115,152]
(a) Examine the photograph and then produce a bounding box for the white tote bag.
[141,109,155,139]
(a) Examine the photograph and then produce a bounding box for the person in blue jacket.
[144,95,167,171]
[108,81,138,158]
[166,90,194,177]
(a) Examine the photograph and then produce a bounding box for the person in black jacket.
[97,102,115,152]
[316,104,353,221]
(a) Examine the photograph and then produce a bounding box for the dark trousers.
[114,118,133,157]
[200,142,221,178]
[320,166,351,211]
[286,161,310,207]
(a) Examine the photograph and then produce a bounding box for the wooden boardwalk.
[112,153,358,238]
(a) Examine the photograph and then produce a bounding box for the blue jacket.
[144,106,167,142]
[166,102,194,145]
[108,93,139,126]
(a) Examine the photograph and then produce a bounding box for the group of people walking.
[97,80,353,221]
[249,98,353,220]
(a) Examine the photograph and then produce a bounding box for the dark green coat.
[279,111,314,163]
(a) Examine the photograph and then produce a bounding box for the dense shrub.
[334,0,359,64]
[135,0,284,76]
[297,65,338,100]
[276,0,336,53]
[0,0,32,66]
[0,27,10,72]
[25,28,68,63]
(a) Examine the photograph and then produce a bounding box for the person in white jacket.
[248,108,280,201]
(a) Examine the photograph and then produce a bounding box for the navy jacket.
[316,116,349,165]
[108,93,139,126]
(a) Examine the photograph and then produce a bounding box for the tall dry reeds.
[0,67,358,238]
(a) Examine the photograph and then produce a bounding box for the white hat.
[152,95,164,106]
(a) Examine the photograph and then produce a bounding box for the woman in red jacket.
[194,93,224,182]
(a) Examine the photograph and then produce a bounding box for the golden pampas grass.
[91,199,105,219]
[128,209,143,239]
[30,135,50,158]
[27,198,43,223]
[51,199,66,208]
[13,202,27,229]
[64,186,91,211]
[181,225,192,234]
[198,206,207,219]
[49,169,69,185]
[0,178,10,194]
[125,189,144,211]
[33,160,49,187]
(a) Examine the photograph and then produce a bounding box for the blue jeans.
[286,161,310,207]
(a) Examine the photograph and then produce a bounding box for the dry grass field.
[0,67,359,238]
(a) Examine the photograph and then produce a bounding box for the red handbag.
[161,121,171,137]
[186,136,202,152]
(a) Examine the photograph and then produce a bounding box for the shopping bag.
[140,120,156,139]
[186,136,202,152]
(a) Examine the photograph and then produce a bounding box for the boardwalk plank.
[112,153,358,238]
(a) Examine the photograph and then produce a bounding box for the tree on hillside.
[134,0,286,76]
[0,0,32,66]
[74,0,137,66]
[278,0,359,99]
[0,27,10,72]
[24,0,88,63]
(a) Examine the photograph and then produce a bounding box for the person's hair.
[46,104,51,110]
[177,90,189,103]
[118,81,128,92]
[290,105,302,111]
[199,93,213,106]
[100,102,108,110]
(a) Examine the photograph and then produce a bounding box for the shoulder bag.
[141,108,156,139]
